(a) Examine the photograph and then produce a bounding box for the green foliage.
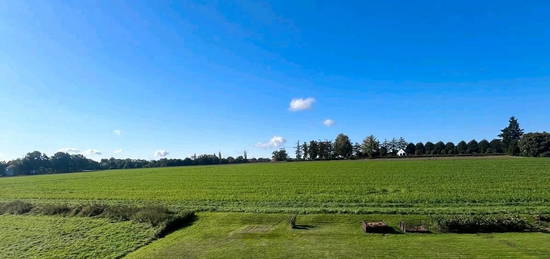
[433,142,446,155]
[414,142,425,155]
[295,141,302,160]
[478,140,490,153]
[334,134,353,159]
[424,142,435,154]
[519,132,550,157]
[35,203,72,215]
[405,143,416,155]
[272,149,288,161]
[361,135,380,158]
[499,117,524,155]
[0,201,33,215]
[467,140,480,154]
[435,215,534,233]
[456,141,468,154]
[444,142,456,154]
[489,139,504,153]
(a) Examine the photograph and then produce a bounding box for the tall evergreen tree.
[499,117,524,155]
[295,141,302,160]
[361,135,380,158]
[308,140,319,160]
[302,142,309,160]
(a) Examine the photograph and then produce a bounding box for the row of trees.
[1,151,270,177]
[271,117,546,161]
[281,136,507,161]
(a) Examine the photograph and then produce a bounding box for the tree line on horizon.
[272,117,550,161]
[0,151,270,177]
[2,117,549,177]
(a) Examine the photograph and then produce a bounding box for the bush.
[435,215,533,233]
[101,206,139,221]
[71,204,107,217]
[35,204,71,215]
[131,206,173,226]
[0,201,33,215]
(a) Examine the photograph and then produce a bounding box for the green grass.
[128,212,550,258]
[0,214,158,258]
[1,157,550,214]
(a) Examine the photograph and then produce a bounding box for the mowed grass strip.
[0,157,549,213]
[127,212,550,259]
[0,215,158,259]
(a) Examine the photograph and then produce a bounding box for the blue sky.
[1,0,549,160]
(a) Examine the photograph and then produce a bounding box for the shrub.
[35,204,71,215]
[0,201,33,215]
[71,204,107,217]
[435,215,533,233]
[131,206,173,226]
[101,206,139,221]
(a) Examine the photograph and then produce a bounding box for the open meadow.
[2,157,550,258]
[1,157,549,214]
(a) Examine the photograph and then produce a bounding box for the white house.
[397,149,407,157]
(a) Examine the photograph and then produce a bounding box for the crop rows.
[0,157,549,214]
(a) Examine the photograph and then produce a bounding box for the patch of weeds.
[0,201,33,215]
[435,215,534,233]
[34,204,72,216]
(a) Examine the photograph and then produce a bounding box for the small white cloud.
[154,150,169,158]
[323,119,335,127]
[113,149,123,154]
[113,129,122,136]
[256,136,286,148]
[289,97,315,111]
[58,148,81,154]
[83,149,102,156]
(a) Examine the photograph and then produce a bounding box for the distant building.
[397,149,407,157]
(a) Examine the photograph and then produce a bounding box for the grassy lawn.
[128,212,550,259]
[0,157,549,214]
[0,215,158,259]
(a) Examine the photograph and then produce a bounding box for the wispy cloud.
[154,150,169,158]
[256,136,286,148]
[323,119,335,127]
[113,129,122,136]
[58,148,81,154]
[113,149,123,154]
[289,97,315,111]
[83,149,102,156]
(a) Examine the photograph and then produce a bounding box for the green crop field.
[2,157,550,258]
[0,157,549,214]
[0,214,158,258]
